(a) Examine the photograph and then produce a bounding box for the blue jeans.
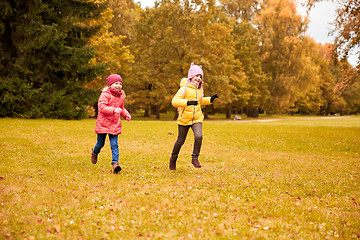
[93,134,119,164]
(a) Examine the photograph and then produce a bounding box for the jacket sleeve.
[120,106,130,119]
[98,93,114,115]
[171,88,188,108]
[199,96,212,106]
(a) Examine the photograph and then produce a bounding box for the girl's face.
[190,74,202,85]
[109,81,123,91]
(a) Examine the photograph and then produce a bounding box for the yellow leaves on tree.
[255,0,322,112]
[86,5,134,89]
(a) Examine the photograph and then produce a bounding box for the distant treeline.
[1,0,359,119]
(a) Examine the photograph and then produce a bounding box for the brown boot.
[191,158,201,168]
[169,156,177,170]
[91,149,98,164]
[112,162,122,174]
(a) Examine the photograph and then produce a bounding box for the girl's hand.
[126,114,131,121]
[114,108,122,114]
[187,100,198,106]
[210,94,218,103]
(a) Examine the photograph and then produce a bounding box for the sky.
[135,0,358,67]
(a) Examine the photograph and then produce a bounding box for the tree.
[129,0,242,119]
[306,0,359,68]
[219,0,270,118]
[295,43,344,115]
[86,3,135,90]
[230,21,270,117]
[128,1,183,118]
[0,0,105,119]
[330,60,358,114]
[305,0,359,109]
[219,0,260,21]
[255,0,321,112]
[342,76,360,114]
[107,0,142,43]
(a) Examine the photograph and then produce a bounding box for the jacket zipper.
[192,88,197,124]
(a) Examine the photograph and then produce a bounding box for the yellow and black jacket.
[172,78,212,126]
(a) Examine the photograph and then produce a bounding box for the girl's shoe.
[112,162,122,174]
[169,157,177,170]
[91,149,98,164]
[191,158,201,168]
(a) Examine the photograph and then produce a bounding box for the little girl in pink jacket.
[91,74,131,174]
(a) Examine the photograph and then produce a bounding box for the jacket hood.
[180,78,188,87]
[180,77,203,98]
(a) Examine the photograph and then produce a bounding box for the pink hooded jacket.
[95,88,129,135]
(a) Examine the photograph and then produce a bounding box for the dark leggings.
[171,123,203,159]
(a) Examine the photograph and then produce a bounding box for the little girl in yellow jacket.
[169,62,218,170]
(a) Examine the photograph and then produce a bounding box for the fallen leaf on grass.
[286,191,301,200]
[54,225,61,233]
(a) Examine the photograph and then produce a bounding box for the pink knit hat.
[106,74,123,87]
[182,63,204,98]
[188,62,203,79]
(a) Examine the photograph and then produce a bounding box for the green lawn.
[0,116,359,239]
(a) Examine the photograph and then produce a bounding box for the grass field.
[0,116,359,239]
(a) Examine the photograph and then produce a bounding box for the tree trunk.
[155,105,160,119]
[144,108,150,117]
[251,107,259,118]
[204,107,209,119]
[226,105,232,119]
[246,107,259,118]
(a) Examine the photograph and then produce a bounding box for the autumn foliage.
[0,0,359,119]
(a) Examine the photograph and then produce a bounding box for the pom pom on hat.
[188,62,203,80]
[106,74,123,87]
